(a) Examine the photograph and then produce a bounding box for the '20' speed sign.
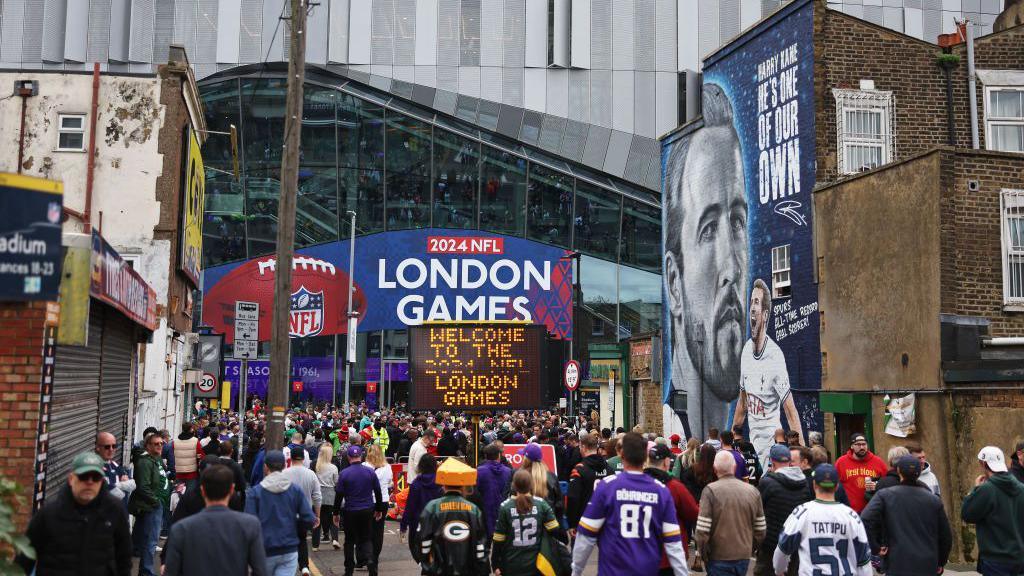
[197,373,217,394]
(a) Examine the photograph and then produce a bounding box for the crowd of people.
[15,400,1024,576]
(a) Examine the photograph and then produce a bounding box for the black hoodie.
[567,454,613,529]
[758,466,812,551]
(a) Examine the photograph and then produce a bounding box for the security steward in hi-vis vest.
[414,458,490,575]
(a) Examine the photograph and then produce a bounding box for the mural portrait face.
[750,280,771,349]
[664,85,749,405]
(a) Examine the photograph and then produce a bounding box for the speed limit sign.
[564,360,581,391]
[197,373,217,394]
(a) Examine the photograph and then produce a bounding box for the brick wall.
[0,301,51,529]
[635,380,663,434]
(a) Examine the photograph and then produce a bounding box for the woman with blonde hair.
[362,444,393,567]
[517,443,564,524]
[312,443,340,550]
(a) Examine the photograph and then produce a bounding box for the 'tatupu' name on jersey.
[775,500,872,576]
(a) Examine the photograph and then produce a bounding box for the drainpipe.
[939,49,957,147]
[966,22,979,149]
[17,92,28,174]
[84,62,101,232]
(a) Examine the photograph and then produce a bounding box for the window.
[986,88,1024,153]
[1001,189,1024,307]
[834,89,894,174]
[772,244,791,299]
[57,114,87,151]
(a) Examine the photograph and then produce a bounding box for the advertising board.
[0,173,63,300]
[502,443,558,473]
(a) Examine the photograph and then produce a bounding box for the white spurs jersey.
[739,336,791,464]
[774,500,872,576]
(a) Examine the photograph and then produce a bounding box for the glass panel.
[1008,216,1024,251]
[58,132,83,150]
[573,181,620,261]
[527,163,572,248]
[296,86,339,247]
[845,109,881,139]
[385,112,431,230]
[991,90,1024,118]
[844,144,883,172]
[200,80,247,266]
[480,145,527,236]
[337,93,385,234]
[244,169,280,258]
[432,129,480,229]
[241,78,287,257]
[60,115,83,129]
[580,255,618,345]
[619,264,662,340]
[620,198,661,272]
[991,125,1024,152]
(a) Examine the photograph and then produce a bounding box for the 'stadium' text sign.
[409,323,544,410]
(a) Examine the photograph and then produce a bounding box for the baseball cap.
[769,444,793,463]
[347,444,364,459]
[812,464,839,488]
[670,434,681,443]
[895,455,921,479]
[264,450,286,468]
[71,452,105,476]
[518,443,543,462]
[649,444,673,461]
[850,433,868,445]
[978,446,1008,472]
[290,446,306,461]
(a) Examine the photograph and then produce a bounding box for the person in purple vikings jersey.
[571,433,690,576]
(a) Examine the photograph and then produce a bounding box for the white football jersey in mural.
[740,336,791,465]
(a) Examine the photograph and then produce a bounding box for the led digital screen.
[409,323,545,410]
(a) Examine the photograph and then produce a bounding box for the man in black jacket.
[566,433,614,534]
[19,452,132,576]
[1011,439,1024,484]
[861,455,952,576]
[558,433,582,482]
[754,445,811,576]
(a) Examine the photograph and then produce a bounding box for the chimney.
[937,21,968,48]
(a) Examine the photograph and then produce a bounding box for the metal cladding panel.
[1,0,26,64]
[590,0,610,69]
[393,0,416,65]
[678,0,698,71]
[437,0,460,66]
[720,0,739,42]
[602,129,631,177]
[570,0,590,69]
[590,69,611,128]
[655,0,675,71]
[437,64,459,91]
[393,64,415,82]
[391,79,414,99]
[502,0,525,68]
[623,135,656,183]
[152,0,174,63]
[864,5,884,25]
[99,311,134,449]
[551,0,569,68]
[611,0,633,70]
[496,104,524,137]
[47,304,103,497]
[42,0,68,63]
[501,66,524,106]
[415,64,437,87]
[741,0,761,29]
[411,83,435,106]
[479,65,501,101]
[240,0,264,62]
[612,70,634,133]
[904,7,924,39]
[883,6,905,30]
[455,93,478,121]
[633,71,655,138]
[698,0,719,60]
[64,1,88,62]
[538,114,566,152]
[434,88,458,114]
[477,98,500,130]
[192,0,216,64]
[328,0,349,63]
[21,0,44,63]
[568,69,589,122]
[545,68,568,117]
[654,71,677,137]
[414,0,437,65]
[214,0,239,63]
[922,8,941,43]
[306,0,330,64]
[372,0,395,65]
[348,0,371,64]
[634,0,655,71]
[560,119,588,161]
[524,67,546,111]
[521,109,542,143]
[480,0,502,66]
[581,124,610,169]
[762,0,781,17]
[461,0,480,66]
[129,0,155,62]
[173,0,197,61]
[524,0,545,67]
[460,65,481,97]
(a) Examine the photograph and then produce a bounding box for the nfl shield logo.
[289,286,324,337]
[47,202,61,224]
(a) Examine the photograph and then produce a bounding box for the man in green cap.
[18,451,132,575]
[129,431,171,576]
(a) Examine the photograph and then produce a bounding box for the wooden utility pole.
[265,0,307,451]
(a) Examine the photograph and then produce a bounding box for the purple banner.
[224,357,336,405]
[365,358,409,382]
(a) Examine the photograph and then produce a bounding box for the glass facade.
[199,70,663,403]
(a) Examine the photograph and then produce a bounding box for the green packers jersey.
[492,496,560,575]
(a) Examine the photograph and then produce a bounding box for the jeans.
[266,551,299,576]
[978,558,1024,576]
[707,559,751,576]
[343,509,375,575]
[132,507,163,576]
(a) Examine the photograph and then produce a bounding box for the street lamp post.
[343,210,356,414]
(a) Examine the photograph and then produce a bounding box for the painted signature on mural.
[773,199,807,226]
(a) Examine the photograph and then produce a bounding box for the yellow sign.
[221,380,232,409]
[179,129,204,285]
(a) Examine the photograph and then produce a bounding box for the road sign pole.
[237,359,247,462]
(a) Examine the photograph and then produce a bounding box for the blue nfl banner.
[0,174,63,301]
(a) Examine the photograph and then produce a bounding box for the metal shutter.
[47,302,103,496]
[99,308,135,449]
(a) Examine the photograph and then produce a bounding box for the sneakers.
[311,546,319,552]
[332,539,341,550]
[301,569,311,576]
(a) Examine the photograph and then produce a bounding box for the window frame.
[1000,189,1024,309]
[984,86,1024,153]
[771,244,792,299]
[57,113,88,152]
[833,88,894,175]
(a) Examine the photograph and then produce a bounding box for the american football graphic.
[203,254,367,343]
